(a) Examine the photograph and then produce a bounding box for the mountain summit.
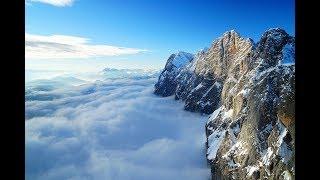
[154,28,295,179]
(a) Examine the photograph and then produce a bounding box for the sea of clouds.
[25,69,211,180]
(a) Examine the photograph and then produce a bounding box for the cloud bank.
[26,73,210,180]
[27,0,74,7]
[25,33,148,59]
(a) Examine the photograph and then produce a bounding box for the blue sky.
[26,0,295,72]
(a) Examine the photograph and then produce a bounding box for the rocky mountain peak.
[264,27,289,36]
[165,51,194,69]
[260,28,290,48]
[255,28,293,67]
[195,30,254,78]
[154,51,194,97]
[222,29,240,39]
[220,29,242,47]
[154,28,295,179]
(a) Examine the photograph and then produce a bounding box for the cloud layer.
[26,74,210,180]
[25,33,148,59]
[28,0,74,7]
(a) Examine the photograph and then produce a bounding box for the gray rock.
[154,28,295,180]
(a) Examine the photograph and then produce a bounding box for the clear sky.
[26,0,295,72]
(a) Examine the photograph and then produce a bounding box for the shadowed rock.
[154,28,295,179]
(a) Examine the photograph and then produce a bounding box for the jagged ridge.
[154,28,295,180]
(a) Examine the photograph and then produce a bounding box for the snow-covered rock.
[154,28,295,179]
[155,30,254,114]
[154,51,194,96]
[206,28,295,180]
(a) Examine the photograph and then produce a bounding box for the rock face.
[155,30,255,114]
[154,51,194,96]
[154,28,295,180]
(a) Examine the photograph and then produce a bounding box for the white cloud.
[25,33,148,59]
[27,0,74,7]
[25,73,210,180]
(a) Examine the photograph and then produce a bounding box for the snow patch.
[246,165,259,177]
[262,147,274,166]
[281,43,295,65]
[237,88,251,98]
[223,109,233,120]
[282,170,292,180]
[276,123,293,164]
[194,83,204,91]
[226,77,237,83]
[202,82,220,98]
[207,129,226,160]
[222,140,248,159]
[171,52,194,68]
[213,81,221,89]
[252,67,277,82]
[207,106,223,124]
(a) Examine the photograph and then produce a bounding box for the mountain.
[154,28,295,180]
[154,51,194,96]
[101,67,160,79]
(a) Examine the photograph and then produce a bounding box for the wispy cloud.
[27,0,74,7]
[25,33,148,59]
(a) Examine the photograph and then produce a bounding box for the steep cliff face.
[154,28,295,180]
[156,30,254,114]
[206,28,295,180]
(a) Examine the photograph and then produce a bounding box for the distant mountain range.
[101,68,160,79]
[154,28,295,180]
